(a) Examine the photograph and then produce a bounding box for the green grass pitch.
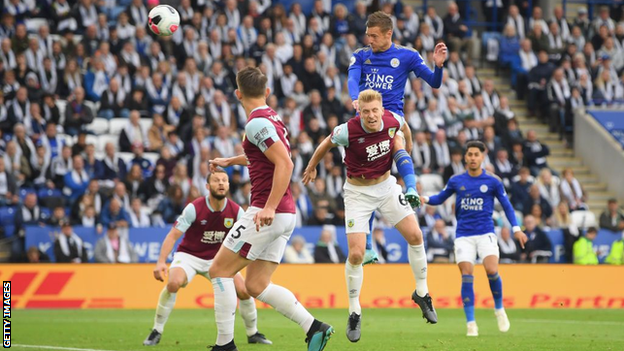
[11,309,624,351]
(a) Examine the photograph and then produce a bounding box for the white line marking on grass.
[13,345,133,351]
[516,318,624,326]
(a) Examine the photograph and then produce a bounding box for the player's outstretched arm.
[421,178,456,206]
[209,155,248,172]
[494,180,528,248]
[302,135,336,185]
[347,52,363,104]
[154,227,184,282]
[411,43,447,89]
[254,140,293,231]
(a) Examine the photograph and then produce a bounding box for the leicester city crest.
[224,218,234,228]
[347,219,354,228]
[388,127,397,138]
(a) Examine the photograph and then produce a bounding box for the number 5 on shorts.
[231,225,246,239]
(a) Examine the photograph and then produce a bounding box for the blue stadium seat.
[19,187,36,200]
[38,188,65,209]
[0,207,16,226]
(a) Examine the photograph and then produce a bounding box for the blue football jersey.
[428,171,519,238]
[347,43,442,116]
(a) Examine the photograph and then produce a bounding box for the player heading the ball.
[303,89,437,344]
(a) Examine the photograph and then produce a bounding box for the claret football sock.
[239,298,258,337]
[345,261,363,315]
[256,283,315,333]
[408,244,429,296]
[212,277,237,346]
[488,273,504,310]
[462,275,476,322]
[153,287,176,333]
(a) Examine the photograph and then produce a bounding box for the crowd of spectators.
[1,0,623,264]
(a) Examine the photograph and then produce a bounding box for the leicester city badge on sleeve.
[388,127,397,138]
[224,218,234,228]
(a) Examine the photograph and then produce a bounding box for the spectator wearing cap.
[314,225,346,264]
[54,219,88,263]
[284,235,315,264]
[599,199,624,233]
[573,7,591,38]
[64,87,94,136]
[573,227,599,265]
[95,223,138,263]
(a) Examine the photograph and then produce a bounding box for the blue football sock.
[393,149,416,191]
[488,272,504,310]
[366,213,374,250]
[461,275,475,322]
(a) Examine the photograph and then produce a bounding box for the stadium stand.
[1,0,623,265]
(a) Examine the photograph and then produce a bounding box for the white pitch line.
[515,318,624,326]
[13,345,133,351]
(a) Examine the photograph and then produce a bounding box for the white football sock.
[256,283,314,332]
[212,277,237,345]
[239,298,258,337]
[408,244,429,296]
[153,287,176,333]
[345,262,363,315]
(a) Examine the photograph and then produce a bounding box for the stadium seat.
[26,19,49,32]
[59,134,74,147]
[38,188,65,209]
[88,118,110,135]
[570,210,597,229]
[97,134,120,153]
[419,174,444,193]
[143,152,159,165]
[56,100,67,118]
[109,118,127,135]
[85,134,99,147]
[19,187,36,200]
[0,207,16,226]
[118,152,135,165]
[83,100,99,113]
[139,118,153,132]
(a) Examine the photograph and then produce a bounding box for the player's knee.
[405,228,424,245]
[167,280,183,293]
[485,267,498,276]
[348,251,364,265]
[245,281,268,298]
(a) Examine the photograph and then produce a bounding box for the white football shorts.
[169,251,212,285]
[454,233,500,264]
[343,175,414,234]
[223,206,296,263]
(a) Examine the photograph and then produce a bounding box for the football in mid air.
[148,5,180,36]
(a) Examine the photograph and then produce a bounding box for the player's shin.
[239,298,258,337]
[461,275,476,322]
[256,283,315,333]
[212,277,237,345]
[488,273,504,310]
[153,287,177,333]
[345,262,363,315]
[407,244,429,296]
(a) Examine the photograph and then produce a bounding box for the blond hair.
[358,89,383,104]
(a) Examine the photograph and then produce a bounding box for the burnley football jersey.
[174,197,244,260]
[242,105,296,214]
[331,110,404,180]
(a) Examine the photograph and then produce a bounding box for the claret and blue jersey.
[427,171,519,238]
[347,43,443,116]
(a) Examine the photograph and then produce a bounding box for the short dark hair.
[236,66,267,98]
[366,11,393,33]
[586,227,598,234]
[466,141,486,153]
[608,198,618,204]
[207,168,227,183]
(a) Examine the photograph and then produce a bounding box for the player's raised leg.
[345,232,366,342]
[144,267,187,346]
[233,273,272,344]
[483,255,510,332]
[458,261,478,336]
[394,213,437,323]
